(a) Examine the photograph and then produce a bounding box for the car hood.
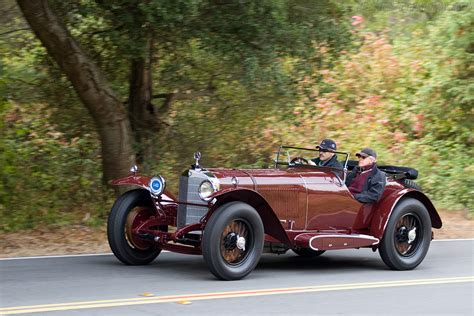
[207,167,306,191]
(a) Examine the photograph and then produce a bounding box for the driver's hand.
[308,160,316,166]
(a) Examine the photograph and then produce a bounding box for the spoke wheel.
[379,198,432,270]
[203,202,264,280]
[220,220,252,265]
[394,213,422,257]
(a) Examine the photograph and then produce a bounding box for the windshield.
[274,146,350,170]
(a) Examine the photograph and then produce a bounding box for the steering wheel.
[290,157,309,165]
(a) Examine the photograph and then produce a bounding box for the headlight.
[149,175,166,197]
[199,180,216,201]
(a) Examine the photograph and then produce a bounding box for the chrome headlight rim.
[198,180,217,201]
[149,175,166,197]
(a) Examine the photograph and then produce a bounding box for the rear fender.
[370,189,442,239]
[209,188,291,245]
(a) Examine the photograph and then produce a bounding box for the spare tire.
[402,179,422,191]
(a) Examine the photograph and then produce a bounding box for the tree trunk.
[128,35,158,169]
[17,0,135,194]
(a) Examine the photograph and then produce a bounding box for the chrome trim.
[408,227,417,244]
[129,165,138,175]
[307,234,380,251]
[182,169,220,200]
[236,236,246,251]
[275,146,282,168]
[342,154,349,183]
[198,180,217,201]
[275,145,350,171]
[207,173,220,192]
[149,175,166,197]
[193,151,202,170]
[289,220,295,230]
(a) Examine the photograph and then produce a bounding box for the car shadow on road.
[98,253,215,280]
[256,252,387,273]
[98,250,387,281]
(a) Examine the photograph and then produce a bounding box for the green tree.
[15,0,350,186]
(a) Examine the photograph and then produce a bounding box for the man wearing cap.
[310,139,343,169]
[345,148,386,203]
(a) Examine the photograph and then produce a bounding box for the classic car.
[107,146,442,280]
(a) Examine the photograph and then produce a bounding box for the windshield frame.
[274,145,351,178]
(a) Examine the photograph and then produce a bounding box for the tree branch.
[0,28,30,36]
[153,90,214,101]
[151,89,216,116]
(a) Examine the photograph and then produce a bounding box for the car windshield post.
[342,153,350,182]
[274,146,282,168]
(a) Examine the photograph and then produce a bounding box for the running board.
[294,233,379,251]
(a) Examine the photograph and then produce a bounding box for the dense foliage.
[1,1,472,231]
[288,5,473,212]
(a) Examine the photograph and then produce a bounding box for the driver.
[309,139,343,169]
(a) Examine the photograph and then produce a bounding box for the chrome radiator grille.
[177,172,209,229]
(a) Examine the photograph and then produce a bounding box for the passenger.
[310,139,343,169]
[345,148,386,203]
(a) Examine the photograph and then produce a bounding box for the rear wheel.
[107,189,161,265]
[379,198,431,270]
[202,202,264,280]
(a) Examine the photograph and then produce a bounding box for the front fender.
[110,175,177,201]
[370,188,442,239]
[110,175,151,189]
[209,188,291,246]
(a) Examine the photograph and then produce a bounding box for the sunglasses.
[356,154,369,159]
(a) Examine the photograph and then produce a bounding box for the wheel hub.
[224,232,238,250]
[224,232,246,251]
[236,236,246,251]
[396,226,408,242]
[407,227,417,244]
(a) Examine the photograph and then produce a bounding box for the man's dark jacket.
[345,164,386,203]
[311,155,343,169]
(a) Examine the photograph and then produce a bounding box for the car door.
[299,167,361,230]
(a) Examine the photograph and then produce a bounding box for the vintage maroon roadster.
[107,146,442,280]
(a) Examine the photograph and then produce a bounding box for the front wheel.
[378,198,432,270]
[107,189,161,265]
[202,202,264,280]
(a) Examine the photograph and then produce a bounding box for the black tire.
[379,198,431,270]
[107,189,161,265]
[202,202,264,280]
[292,248,326,257]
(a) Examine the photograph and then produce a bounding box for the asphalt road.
[1,239,473,315]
